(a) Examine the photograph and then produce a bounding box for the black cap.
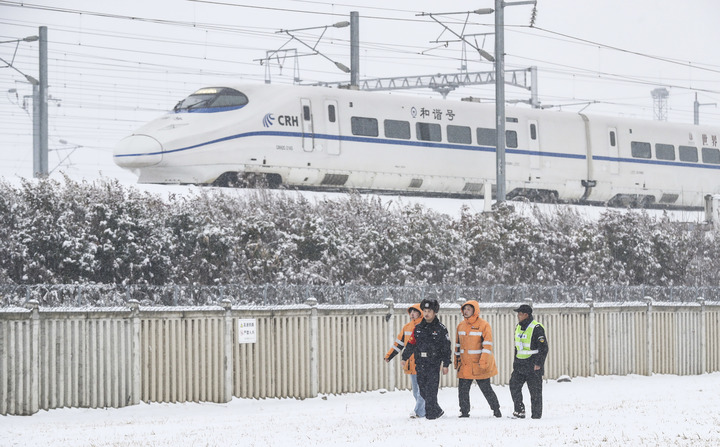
[420,298,440,313]
[513,304,533,314]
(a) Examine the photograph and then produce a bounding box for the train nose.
[113,135,163,168]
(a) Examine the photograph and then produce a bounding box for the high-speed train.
[114,83,720,208]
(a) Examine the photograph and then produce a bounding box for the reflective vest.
[515,320,544,359]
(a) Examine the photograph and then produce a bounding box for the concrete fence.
[1,298,718,416]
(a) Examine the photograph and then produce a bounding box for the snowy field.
[3,373,719,447]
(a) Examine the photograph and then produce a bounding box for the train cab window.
[351,116,379,137]
[631,141,651,159]
[702,147,720,164]
[327,105,336,123]
[384,120,411,139]
[655,143,675,161]
[303,106,311,121]
[173,87,248,112]
[506,130,518,148]
[416,122,442,142]
[679,145,698,162]
[530,123,537,140]
[447,125,472,144]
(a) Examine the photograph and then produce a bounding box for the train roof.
[194,82,719,131]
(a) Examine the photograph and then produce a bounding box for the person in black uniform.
[402,298,452,420]
[509,304,549,419]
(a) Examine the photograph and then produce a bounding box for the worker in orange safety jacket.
[385,303,425,418]
[454,300,502,418]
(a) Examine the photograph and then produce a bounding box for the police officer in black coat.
[509,304,549,419]
[402,299,452,420]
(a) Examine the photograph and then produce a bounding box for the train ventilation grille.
[321,174,349,186]
[409,179,423,188]
[462,182,483,192]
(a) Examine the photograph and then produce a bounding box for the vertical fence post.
[221,298,233,403]
[383,298,395,391]
[128,299,141,405]
[306,297,319,397]
[26,299,40,415]
[698,297,706,374]
[587,298,595,377]
[645,296,653,376]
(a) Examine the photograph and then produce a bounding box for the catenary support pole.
[350,11,359,88]
[494,0,506,203]
[37,26,48,178]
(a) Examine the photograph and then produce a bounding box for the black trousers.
[416,362,443,419]
[509,369,543,418]
[458,378,500,415]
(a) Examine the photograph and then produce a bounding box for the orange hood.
[461,300,480,325]
[408,303,423,324]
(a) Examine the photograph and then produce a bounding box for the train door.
[300,98,314,151]
[325,99,340,155]
[528,120,540,170]
[608,127,619,174]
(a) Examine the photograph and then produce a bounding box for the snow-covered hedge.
[0,177,716,288]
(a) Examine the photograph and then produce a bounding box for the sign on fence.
[238,319,257,343]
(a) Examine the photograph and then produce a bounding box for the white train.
[114,83,720,208]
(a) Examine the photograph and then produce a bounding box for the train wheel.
[212,172,241,187]
[265,173,282,189]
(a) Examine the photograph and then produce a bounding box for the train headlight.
[113,135,163,168]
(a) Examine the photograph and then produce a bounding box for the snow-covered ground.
[3,373,719,447]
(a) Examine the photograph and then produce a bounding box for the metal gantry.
[312,67,537,100]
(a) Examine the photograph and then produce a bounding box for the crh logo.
[262,113,275,127]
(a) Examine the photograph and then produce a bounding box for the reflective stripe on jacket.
[384,303,423,374]
[454,300,498,380]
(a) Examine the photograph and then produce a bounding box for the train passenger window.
[631,141,651,159]
[655,143,675,161]
[702,147,720,164]
[328,105,336,123]
[506,130,518,148]
[384,120,410,139]
[351,116,378,137]
[530,123,537,140]
[447,125,472,144]
[303,106,311,121]
[609,131,616,147]
[416,122,442,142]
[679,145,698,162]
[475,127,517,148]
[476,127,496,146]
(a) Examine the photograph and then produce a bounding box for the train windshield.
[173,87,249,112]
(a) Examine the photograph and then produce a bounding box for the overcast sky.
[1,0,719,181]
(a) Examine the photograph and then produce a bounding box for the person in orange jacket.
[385,303,425,418]
[454,300,502,418]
